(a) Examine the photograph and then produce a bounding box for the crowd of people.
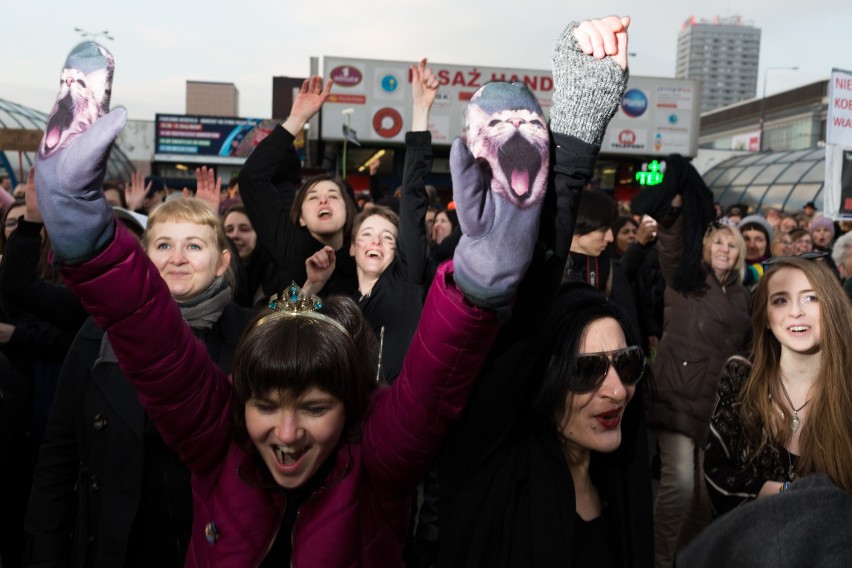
[1,13,851,568]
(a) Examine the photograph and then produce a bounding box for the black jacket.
[23,303,255,568]
[356,131,432,381]
[437,134,654,567]
[239,125,356,297]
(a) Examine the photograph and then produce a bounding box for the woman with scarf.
[24,198,257,567]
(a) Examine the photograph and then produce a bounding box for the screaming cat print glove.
[35,42,127,264]
[450,82,550,312]
[550,22,628,145]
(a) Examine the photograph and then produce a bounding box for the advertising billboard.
[154,114,277,164]
[320,56,700,156]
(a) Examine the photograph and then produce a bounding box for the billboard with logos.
[320,57,700,156]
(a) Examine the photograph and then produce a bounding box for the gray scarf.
[97,276,233,364]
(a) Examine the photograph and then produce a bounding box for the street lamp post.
[74,28,114,42]
[758,66,798,151]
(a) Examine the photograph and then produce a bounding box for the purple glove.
[34,42,126,264]
[450,82,550,309]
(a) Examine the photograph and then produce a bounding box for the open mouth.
[318,208,332,220]
[595,409,623,428]
[497,134,541,201]
[43,93,75,153]
[273,444,306,466]
[366,250,381,258]
[789,325,810,333]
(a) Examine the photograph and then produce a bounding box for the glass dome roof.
[0,98,134,187]
[704,148,825,213]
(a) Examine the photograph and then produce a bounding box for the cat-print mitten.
[550,22,628,145]
[450,82,549,313]
[35,42,127,264]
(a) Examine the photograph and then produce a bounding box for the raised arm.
[397,58,439,284]
[33,42,234,474]
[239,77,333,291]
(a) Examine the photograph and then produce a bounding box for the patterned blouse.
[704,356,797,517]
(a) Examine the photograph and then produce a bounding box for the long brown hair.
[741,256,852,492]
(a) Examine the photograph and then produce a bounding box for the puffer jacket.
[647,212,750,443]
[60,223,501,568]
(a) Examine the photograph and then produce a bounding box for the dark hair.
[574,190,618,236]
[289,174,357,238]
[1,199,26,252]
[102,180,127,208]
[231,295,378,443]
[612,215,638,236]
[528,283,644,431]
[435,207,458,230]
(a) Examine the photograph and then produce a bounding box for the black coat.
[23,303,255,568]
[240,125,357,297]
[437,134,654,567]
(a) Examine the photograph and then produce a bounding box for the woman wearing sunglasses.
[437,284,653,567]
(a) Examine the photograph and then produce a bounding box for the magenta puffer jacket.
[61,224,501,567]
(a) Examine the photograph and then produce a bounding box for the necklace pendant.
[791,414,800,433]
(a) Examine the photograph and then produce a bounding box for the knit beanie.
[738,215,774,242]
[808,216,835,239]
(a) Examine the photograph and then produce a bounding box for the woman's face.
[766,267,821,355]
[572,227,614,257]
[432,212,453,245]
[556,317,636,457]
[245,387,345,489]
[615,222,637,255]
[146,220,230,302]
[299,180,347,239]
[742,228,768,261]
[780,217,798,234]
[4,204,25,239]
[350,214,397,278]
[223,211,257,260]
[794,233,813,254]
[704,230,738,276]
[771,233,794,257]
[811,226,833,248]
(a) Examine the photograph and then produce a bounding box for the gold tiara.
[256,282,349,336]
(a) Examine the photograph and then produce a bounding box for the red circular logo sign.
[329,65,363,87]
[373,108,403,138]
[618,130,636,145]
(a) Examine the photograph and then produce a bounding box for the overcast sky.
[3,0,849,121]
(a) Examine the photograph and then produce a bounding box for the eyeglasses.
[572,345,646,393]
[761,250,829,271]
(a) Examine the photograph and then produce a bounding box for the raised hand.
[35,42,126,263]
[124,171,150,212]
[303,245,336,295]
[450,82,549,311]
[573,16,630,70]
[551,16,630,145]
[282,76,333,136]
[194,166,222,213]
[23,167,42,223]
[411,58,439,132]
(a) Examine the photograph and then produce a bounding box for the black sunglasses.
[761,250,829,271]
[572,345,646,393]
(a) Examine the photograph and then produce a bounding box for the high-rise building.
[676,15,761,113]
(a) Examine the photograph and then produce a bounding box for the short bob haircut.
[528,282,647,433]
[702,223,746,282]
[231,295,378,443]
[289,174,357,240]
[142,197,235,290]
[574,190,618,236]
[350,205,400,241]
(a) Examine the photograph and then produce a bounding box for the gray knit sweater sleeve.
[550,22,629,145]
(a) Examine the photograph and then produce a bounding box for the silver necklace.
[778,379,810,433]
